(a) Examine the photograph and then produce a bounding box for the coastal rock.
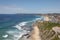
[52,26,60,33]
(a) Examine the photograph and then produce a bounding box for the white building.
[44,16,51,21]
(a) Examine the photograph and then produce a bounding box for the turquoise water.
[0,14,43,40]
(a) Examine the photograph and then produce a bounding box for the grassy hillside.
[37,21,60,30]
[36,21,60,40]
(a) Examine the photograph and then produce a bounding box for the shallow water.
[0,14,43,40]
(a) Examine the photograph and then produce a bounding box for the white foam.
[6,21,30,40]
[7,17,43,40]
[6,30,21,40]
[14,25,22,30]
[18,22,28,26]
[2,34,8,38]
[6,29,28,40]
[14,22,28,30]
[35,18,41,20]
[31,18,41,22]
[6,30,20,35]
[34,16,44,22]
[17,30,28,40]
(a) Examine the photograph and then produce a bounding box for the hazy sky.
[0,0,60,14]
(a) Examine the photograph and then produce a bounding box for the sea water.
[0,14,43,40]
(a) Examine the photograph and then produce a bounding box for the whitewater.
[0,14,44,40]
[6,18,42,40]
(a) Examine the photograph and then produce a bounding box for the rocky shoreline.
[19,14,60,40]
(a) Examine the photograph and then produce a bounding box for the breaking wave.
[5,16,43,40]
[6,21,30,40]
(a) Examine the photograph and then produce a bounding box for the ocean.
[0,14,43,40]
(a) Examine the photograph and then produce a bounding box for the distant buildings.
[43,14,60,23]
[44,16,51,21]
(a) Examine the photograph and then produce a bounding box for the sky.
[0,0,60,14]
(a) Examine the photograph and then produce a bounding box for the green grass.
[36,21,60,40]
[52,36,60,40]
[37,21,60,30]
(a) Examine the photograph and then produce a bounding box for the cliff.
[35,21,60,40]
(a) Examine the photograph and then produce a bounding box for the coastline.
[19,14,60,40]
